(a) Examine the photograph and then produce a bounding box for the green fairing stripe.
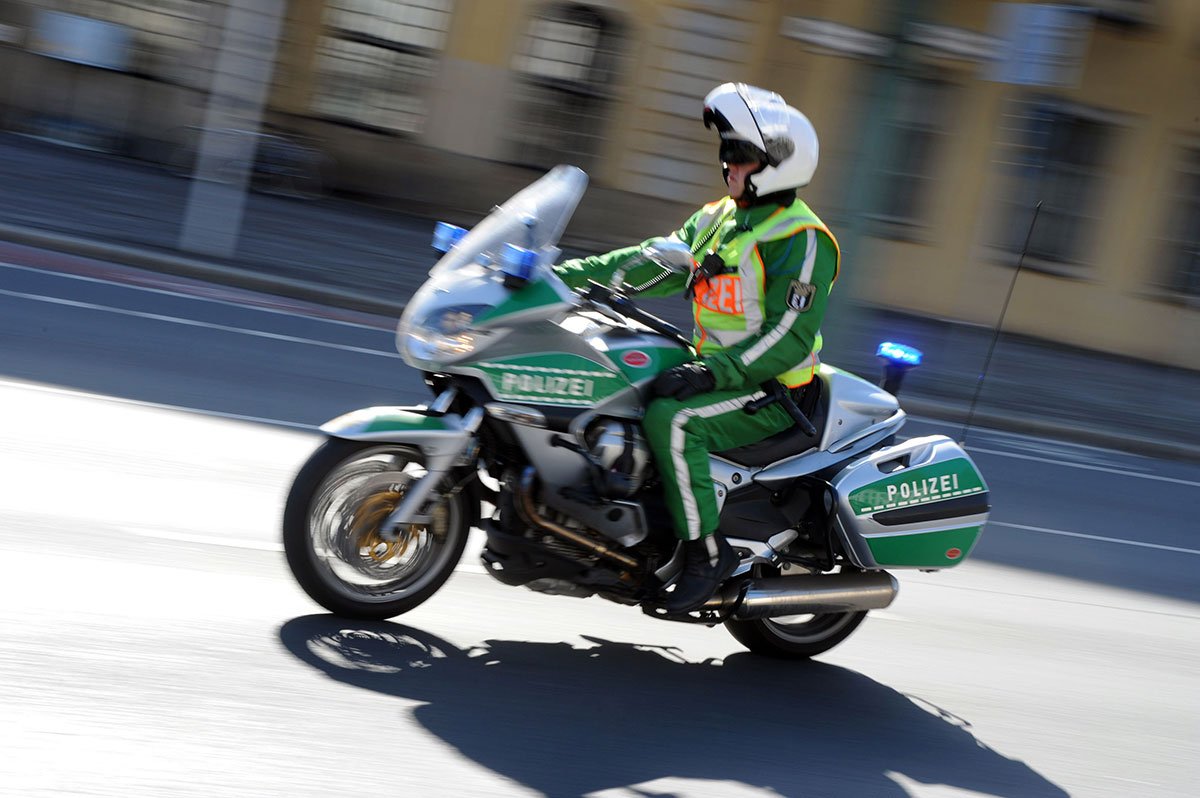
[609,346,693,382]
[475,353,625,405]
[475,278,566,325]
[865,526,982,567]
[849,458,986,516]
[365,412,449,432]
[324,408,451,435]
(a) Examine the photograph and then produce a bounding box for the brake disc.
[343,480,448,572]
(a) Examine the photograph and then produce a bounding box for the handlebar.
[583,282,817,437]
[583,281,693,350]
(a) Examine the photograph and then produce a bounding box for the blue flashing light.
[877,341,923,367]
[501,243,538,284]
[432,221,467,253]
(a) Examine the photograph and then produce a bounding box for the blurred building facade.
[0,0,1196,369]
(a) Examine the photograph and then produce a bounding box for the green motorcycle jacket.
[554,196,840,390]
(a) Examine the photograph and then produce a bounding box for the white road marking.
[909,415,1152,460]
[991,521,1200,555]
[2,379,1190,559]
[119,525,492,573]
[120,518,1197,588]
[2,378,1191,562]
[867,610,911,622]
[0,259,390,331]
[124,528,284,552]
[4,264,1195,511]
[966,445,1200,488]
[6,264,1197,491]
[0,377,320,431]
[0,286,400,358]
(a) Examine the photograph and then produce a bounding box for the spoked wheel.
[724,566,868,659]
[283,439,471,619]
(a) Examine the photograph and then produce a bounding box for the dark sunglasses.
[719,139,765,166]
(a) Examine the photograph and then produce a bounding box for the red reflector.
[622,351,650,367]
[946,548,963,560]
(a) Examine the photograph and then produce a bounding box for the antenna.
[961,201,1042,449]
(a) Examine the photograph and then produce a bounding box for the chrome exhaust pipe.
[718,571,898,620]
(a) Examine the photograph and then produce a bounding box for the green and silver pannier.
[831,435,990,569]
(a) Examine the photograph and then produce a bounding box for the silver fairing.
[447,312,683,423]
[829,435,991,569]
[753,366,905,489]
[505,360,904,547]
[817,366,901,452]
[467,327,906,549]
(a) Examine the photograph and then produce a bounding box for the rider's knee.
[642,397,681,443]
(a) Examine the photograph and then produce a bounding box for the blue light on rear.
[501,243,538,283]
[877,341,923,367]
[432,221,467,253]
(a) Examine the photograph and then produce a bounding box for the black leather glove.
[651,362,716,400]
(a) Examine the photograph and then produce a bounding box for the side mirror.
[642,237,696,274]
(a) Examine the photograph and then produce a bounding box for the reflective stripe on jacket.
[687,197,840,387]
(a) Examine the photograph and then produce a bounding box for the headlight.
[401,304,490,364]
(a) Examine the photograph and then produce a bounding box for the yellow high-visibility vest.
[687,197,840,387]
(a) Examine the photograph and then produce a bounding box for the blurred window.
[509,3,625,172]
[872,75,953,235]
[996,99,1116,270]
[23,0,212,85]
[1162,148,1200,300]
[310,0,453,134]
[1077,0,1156,27]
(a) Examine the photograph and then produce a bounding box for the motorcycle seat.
[714,378,827,468]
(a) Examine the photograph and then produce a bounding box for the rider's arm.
[553,243,651,290]
[703,228,839,390]
[552,210,704,298]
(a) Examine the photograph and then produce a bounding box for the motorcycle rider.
[554,83,840,612]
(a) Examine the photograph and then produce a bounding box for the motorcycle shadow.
[278,615,1068,798]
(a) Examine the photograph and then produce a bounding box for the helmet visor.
[719,139,765,166]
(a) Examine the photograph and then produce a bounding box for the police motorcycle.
[282,166,991,658]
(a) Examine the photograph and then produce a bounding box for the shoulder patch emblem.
[787,281,817,312]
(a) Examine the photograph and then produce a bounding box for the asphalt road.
[0,246,1197,797]
[4,132,1199,456]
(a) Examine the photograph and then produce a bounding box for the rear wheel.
[283,439,471,619]
[724,565,869,659]
[725,609,867,659]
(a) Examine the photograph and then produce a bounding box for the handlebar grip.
[583,282,692,349]
[583,281,613,302]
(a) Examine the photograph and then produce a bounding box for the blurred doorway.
[508,2,625,172]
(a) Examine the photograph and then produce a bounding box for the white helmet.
[702,83,819,197]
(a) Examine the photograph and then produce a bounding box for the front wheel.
[725,610,867,660]
[283,439,471,619]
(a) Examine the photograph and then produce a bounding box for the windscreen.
[430,165,588,277]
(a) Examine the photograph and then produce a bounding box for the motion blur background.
[0,0,1196,445]
[1,7,1197,796]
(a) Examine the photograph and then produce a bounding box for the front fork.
[380,406,484,533]
[319,388,484,536]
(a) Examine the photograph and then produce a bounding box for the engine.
[582,418,651,499]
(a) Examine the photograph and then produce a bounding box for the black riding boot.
[664,535,739,613]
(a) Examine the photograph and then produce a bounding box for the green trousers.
[642,388,794,541]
